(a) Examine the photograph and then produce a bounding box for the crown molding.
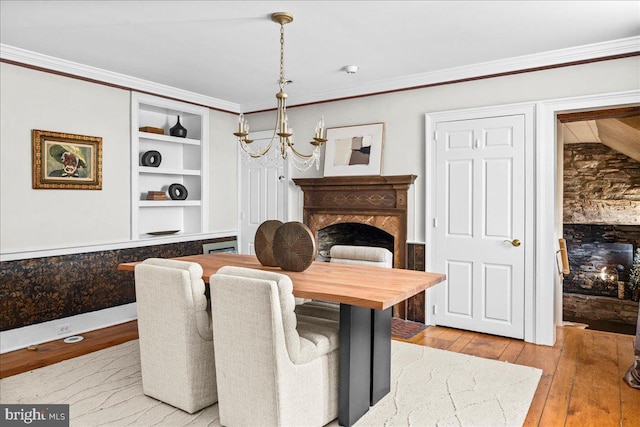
[242,36,640,112]
[2,37,638,115]
[0,44,240,113]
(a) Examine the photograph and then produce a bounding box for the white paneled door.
[239,131,288,254]
[433,115,526,339]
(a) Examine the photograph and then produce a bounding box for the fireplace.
[565,239,633,298]
[293,175,416,269]
[317,222,394,262]
[293,175,417,318]
[564,225,640,299]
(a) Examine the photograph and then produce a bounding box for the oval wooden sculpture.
[273,221,317,272]
[254,220,283,266]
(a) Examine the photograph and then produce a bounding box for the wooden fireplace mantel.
[293,175,417,269]
[293,174,417,189]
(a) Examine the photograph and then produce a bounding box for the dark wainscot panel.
[406,243,426,323]
[0,237,236,331]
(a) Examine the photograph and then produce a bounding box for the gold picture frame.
[32,129,102,190]
[323,123,384,177]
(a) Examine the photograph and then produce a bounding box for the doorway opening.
[558,106,640,335]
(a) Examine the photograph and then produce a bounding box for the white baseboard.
[0,303,137,354]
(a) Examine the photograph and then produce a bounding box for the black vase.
[170,116,187,138]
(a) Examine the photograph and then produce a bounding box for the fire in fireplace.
[565,241,633,298]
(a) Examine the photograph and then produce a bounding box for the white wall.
[209,109,239,231]
[246,56,640,242]
[0,63,131,252]
[2,57,638,253]
[0,63,239,256]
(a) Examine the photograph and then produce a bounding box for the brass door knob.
[504,239,521,247]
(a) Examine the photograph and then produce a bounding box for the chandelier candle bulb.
[315,117,324,138]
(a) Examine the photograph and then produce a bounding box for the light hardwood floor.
[1,321,638,426]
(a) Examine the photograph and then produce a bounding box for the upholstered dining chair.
[329,244,393,268]
[295,245,393,321]
[134,258,217,413]
[210,266,339,426]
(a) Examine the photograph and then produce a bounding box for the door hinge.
[433,131,437,141]
[433,305,437,315]
[432,218,437,228]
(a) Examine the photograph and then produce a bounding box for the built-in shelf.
[138,166,201,176]
[139,200,201,207]
[138,132,201,146]
[131,92,209,239]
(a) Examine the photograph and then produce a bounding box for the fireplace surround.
[293,175,416,268]
[293,175,418,318]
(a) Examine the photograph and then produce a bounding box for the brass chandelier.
[233,12,326,171]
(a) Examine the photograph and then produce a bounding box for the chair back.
[134,258,216,413]
[329,245,393,268]
[211,266,307,363]
[210,266,339,425]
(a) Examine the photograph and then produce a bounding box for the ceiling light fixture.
[233,12,326,171]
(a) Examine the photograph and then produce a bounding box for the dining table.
[118,253,446,426]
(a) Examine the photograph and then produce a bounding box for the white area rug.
[1,340,541,426]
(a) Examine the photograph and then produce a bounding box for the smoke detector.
[343,65,358,74]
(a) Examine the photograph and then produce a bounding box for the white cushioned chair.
[329,244,393,268]
[134,258,217,413]
[210,266,339,426]
[295,245,393,321]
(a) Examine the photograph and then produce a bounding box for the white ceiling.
[1,1,639,111]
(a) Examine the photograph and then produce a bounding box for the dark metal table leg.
[338,304,372,427]
[371,307,392,405]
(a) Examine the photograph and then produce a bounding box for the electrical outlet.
[57,324,71,335]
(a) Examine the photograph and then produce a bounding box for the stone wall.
[563,293,639,325]
[563,143,640,224]
[562,143,640,329]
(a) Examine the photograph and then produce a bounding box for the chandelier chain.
[279,23,286,90]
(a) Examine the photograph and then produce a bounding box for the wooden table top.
[118,253,446,311]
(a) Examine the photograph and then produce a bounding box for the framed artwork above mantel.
[323,123,384,177]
